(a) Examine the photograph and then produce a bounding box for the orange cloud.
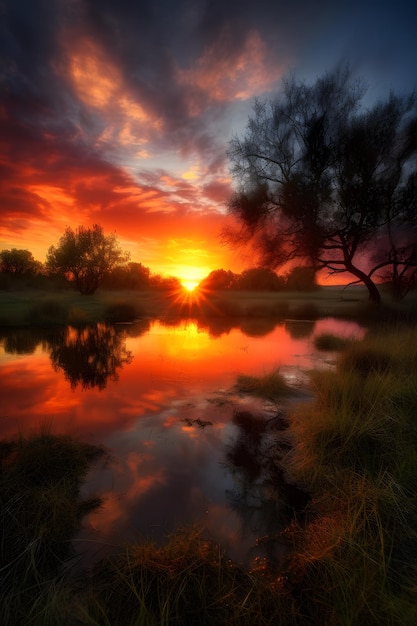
[177,30,284,110]
[64,36,162,154]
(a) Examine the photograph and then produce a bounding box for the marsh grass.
[2,321,417,624]
[76,528,293,625]
[0,427,107,625]
[281,326,417,624]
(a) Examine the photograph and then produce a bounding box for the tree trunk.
[346,262,382,304]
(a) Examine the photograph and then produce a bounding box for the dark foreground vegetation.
[2,319,417,624]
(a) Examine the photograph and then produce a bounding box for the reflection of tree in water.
[0,328,59,355]
[225,409,309,568]
[284,320,316,339]
[49,324,133,390]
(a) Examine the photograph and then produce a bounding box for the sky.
[1,0,416,283]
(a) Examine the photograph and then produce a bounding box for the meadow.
[1,283,416,328]
[1,285,417,624]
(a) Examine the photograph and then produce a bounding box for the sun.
[181,279,199,292]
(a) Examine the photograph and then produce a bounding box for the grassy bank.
[2,325,417,624]
[2,284,415,327]
[280,325,417,624]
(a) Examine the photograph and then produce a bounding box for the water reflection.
[0,317,366,566]
[225,409,308,566]
[0,323,145,390]
[49,324,133,390]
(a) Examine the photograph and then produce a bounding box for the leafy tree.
[0,248,42,276]
[149,273,182,291]
[102,262,151,290]
[225,67,417,302]
[236,267,285,291]
[200,269,238,290]
[46,225,130,295]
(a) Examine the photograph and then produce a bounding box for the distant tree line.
[0,224,317,295]
[199,266,317,292]
[0,225,181,295]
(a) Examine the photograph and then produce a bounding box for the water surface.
[0,317,364,566]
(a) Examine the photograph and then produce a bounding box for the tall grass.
[76,527,294,625]
[0,427,107,625]
[281,326,417,624]
[2,325,417,624]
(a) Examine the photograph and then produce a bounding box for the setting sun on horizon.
[174,265,209,292]
[181,279,200,291]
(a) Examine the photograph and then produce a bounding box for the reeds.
[281,325,417,624]
[76,527,292,625]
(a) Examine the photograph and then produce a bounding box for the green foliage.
[46,224,130,295]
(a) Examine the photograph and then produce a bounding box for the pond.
[0,316,365,568]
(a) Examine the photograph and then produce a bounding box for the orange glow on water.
[0,318,365,564]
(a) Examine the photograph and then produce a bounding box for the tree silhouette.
[46,225,129,295]
[225,67,417,302]
[0,248,41,276]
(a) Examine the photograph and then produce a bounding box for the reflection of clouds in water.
[79,397,238,558]
[1,317,365,566]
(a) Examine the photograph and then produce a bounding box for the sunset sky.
[1,0,416,283]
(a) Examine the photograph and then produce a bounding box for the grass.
[2,284,416,327]
[280,325,417,624]
[75,528,293,625]
[0,426,107,625]
[2,321,417,624]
